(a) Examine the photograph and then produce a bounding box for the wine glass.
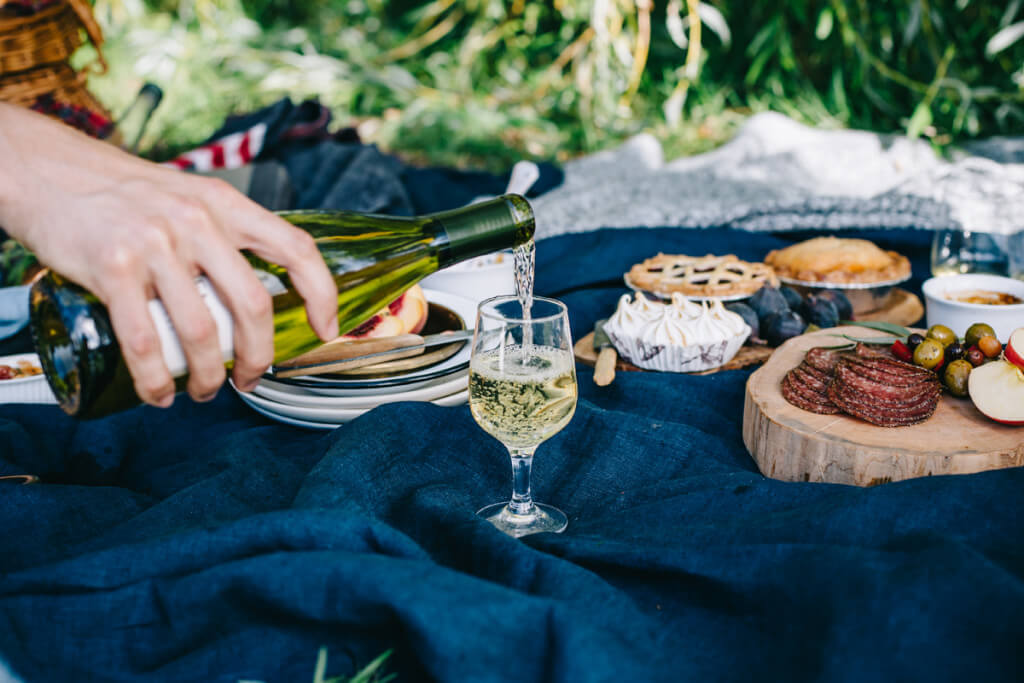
[468,295,577,537]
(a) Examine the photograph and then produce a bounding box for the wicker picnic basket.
[0,0,111,121]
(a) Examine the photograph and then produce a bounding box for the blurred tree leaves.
[85,0,1024,169]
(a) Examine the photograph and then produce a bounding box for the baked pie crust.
[764,237,911,284]
[626,253,778,298]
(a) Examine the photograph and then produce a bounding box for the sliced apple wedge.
[968,359,1024,425]
[1004,328,1024,371]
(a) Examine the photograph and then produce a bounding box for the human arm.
[0,102,339,406]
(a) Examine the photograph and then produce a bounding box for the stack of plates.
[233,290,475,430]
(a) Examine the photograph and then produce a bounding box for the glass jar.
[930,230,1024,278]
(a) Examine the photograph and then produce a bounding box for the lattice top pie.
[764,237,911,284]
[626,253,778,298]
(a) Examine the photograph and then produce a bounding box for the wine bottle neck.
[434,195,535,265]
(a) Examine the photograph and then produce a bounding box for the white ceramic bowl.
[421,250,515,304]
[0,353,57,405]
[922,274,1024,342]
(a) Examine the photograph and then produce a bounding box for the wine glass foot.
[477,502,567,538]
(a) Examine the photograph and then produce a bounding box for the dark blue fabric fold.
[2,226,1022,683]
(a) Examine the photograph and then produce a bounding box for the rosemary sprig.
[838,320,913,337]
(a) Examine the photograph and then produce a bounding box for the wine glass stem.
[508,447,537,516]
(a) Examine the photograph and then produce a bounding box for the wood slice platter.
[743,326,1024,487]
[574,288,924,375]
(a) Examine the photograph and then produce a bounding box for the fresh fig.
[779,286,804,311]
[725,302,760,340]
[803,294,839,329]
[748,286,789,328]
[762,310,807,347]
[815,289,853,321]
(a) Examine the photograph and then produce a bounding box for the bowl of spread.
[922,274,1024,342]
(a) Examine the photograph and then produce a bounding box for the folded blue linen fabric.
[1,226,1021,683]
[0,286,29,340]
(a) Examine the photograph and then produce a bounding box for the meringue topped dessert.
[603,293,751,372]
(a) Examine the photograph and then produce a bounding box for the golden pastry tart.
[764,237,911,284]
[626,253,778,298]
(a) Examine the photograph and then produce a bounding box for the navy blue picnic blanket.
[2,223,1023,682]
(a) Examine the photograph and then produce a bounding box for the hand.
[0,104,339,407]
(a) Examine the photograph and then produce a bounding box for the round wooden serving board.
[743,326,1024,486]
[574,288,924,375]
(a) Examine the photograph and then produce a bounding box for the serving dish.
[236,385,468,430]
[622,273,754,302]
[922,273,1024,341]
[251,370,467,409]
[266,289,475,392]
[776,274,911,315]
[421,250,515,303]
[0,353,56,405]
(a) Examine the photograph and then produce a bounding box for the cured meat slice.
[782,343,941,427]
[841,356,936,386]
[829,381,938,416]
[854,343,896,359]
[790,363,832,395]
[828,382,938,426]
[781,370,827,402]
[782,371,841,414]
[833,363,939,403]
[784,377,837,412]
[804,347,842,374]
[795,360,832,387]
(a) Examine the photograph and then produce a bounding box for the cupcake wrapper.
[604,324,750,373]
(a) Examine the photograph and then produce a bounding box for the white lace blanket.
[531,112,1024,240]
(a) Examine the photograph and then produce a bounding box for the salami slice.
[828,381,938,426]
[782,372,842,414]
[804,347,842,374]
[782,344,940,427]
[833,362,939,404]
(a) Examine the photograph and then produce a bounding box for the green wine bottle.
[29,194,535,418]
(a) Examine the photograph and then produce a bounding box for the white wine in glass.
[469,295,577,537]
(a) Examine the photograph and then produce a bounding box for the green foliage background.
[82,0,1024,169]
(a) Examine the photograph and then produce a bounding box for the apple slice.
[968,359,1024,425]
[1003,328,1024,370]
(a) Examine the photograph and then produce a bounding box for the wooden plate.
[743,325,1024,486]
[574,288,924,375]
[325,302,466,378]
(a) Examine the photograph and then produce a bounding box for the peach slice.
[338,285,429,340]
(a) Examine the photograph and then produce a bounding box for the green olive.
[943,359,972,398]
[964,322,996,349]
[926,324,957,347]
[913,338,945,369]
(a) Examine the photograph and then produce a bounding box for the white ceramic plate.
[235,386,468,429]
[250,370,468,409]
[268,289,477,393]
[0,353,57,405]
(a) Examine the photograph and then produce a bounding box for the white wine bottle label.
[147,276,235,377]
